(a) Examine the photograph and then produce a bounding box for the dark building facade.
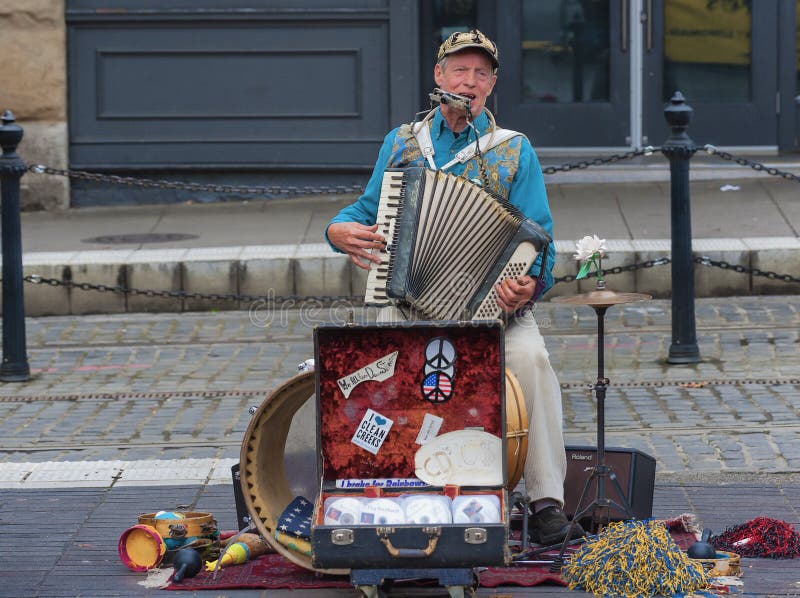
[65,0,800,204]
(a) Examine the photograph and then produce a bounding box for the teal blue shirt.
[327,108,556,294]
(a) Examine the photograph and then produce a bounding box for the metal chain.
[555,255,800,286]
[22,254,797,302]
[703,145,800,183]
[542,146,658,175]
[694,256,800,284]
[23,274,359,305]
[28,146,798,198]
[27,146,658,196]
[553,257,670,285]
[27,164,366,197]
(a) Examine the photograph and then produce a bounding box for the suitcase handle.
[377,527,440,559]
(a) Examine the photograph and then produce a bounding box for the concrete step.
[14,237,800,316]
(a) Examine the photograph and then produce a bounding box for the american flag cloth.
[422,371,453,402]
[462,499,484,519]
[276,496,313,539]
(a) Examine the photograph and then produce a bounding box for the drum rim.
[239,370,348,575]
[505,369,529,491]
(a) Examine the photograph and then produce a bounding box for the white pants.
[505,310,567,505]
[376,307,567,505]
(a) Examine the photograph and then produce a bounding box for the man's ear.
[434,63,444,87]
[486,74,498,96]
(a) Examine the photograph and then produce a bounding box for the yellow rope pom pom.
[562,519,709,597]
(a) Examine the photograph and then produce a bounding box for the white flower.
[573,235,607,262]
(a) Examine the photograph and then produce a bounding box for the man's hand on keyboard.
[327,222,386,270]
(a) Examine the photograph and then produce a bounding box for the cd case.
[310,322,510,570]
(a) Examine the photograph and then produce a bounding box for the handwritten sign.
[414,413,444,445]
[337,351,398,399]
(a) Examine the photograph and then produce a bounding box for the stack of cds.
[403,495,453,524]
[452,495,501,523]
[322,494,502,526]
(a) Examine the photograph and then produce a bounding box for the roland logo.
[570,453,593,461]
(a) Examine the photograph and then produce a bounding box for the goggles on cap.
[437,29,499,70]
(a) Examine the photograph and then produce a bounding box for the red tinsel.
[711,516,800,559]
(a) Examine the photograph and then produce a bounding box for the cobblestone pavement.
[1,296,799,597]
[0,296,798,477]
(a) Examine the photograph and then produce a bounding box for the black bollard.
[0,110,31,381]
[662,92,700,364]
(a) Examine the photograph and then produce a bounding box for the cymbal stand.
[551,300,635,570]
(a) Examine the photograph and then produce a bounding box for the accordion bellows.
[365,167,551,320]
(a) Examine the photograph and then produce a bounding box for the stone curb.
[0,458,239,488]
[14,237,800,316]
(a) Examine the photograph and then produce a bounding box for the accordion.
[364,167,551,320]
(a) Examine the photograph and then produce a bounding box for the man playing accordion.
[326,29,583,546]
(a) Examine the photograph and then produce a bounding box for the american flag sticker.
[463,499,483,519]
[421,371,453,403]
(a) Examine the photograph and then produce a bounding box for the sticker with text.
[337,351,399,399]
[414,413,444,445]
[335,478,427,489]
[351,409,394,455]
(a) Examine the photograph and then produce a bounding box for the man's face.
[434,49,497,119]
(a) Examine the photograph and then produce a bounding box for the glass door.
[423,0,782,149]
[643,0,778,147]
[495,0,631,148]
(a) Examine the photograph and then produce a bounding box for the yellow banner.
[664,0,751,65]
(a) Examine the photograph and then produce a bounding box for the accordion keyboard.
[364,170,405,305]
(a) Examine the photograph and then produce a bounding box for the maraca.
[172,548,203,582]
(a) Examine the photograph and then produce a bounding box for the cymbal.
[550,288,652,307]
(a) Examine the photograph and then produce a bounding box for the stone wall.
[0,0,69,210]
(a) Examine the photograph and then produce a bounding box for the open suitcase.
[310,322,511,592]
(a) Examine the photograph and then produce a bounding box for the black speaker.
[231,462,251,530]
[563,446,656,523]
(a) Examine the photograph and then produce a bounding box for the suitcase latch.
[464,527,488,544]
[331,528,354,545]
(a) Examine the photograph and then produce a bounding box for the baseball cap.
[437,29,499,69]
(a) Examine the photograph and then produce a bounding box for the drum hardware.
[549,285,651,570]
[513,536,584,562]
[508,492,532,554]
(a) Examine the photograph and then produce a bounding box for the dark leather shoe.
[529,506,585,545]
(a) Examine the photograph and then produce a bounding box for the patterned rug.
[163,552,566,591]
[161,526,698,591]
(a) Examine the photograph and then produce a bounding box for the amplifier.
[563,446,656,523]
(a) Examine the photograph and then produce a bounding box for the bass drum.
[504,368,528,491]
[240,369,528,574]
[239,371,344,574]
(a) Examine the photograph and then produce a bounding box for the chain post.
[0,111,31,381]
[662,92,700,364]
